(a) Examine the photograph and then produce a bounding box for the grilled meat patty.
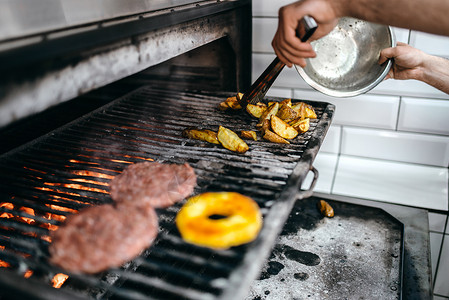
[109,162,197,208]
[49,204,158,274]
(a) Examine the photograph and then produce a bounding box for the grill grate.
[0,86,334,299]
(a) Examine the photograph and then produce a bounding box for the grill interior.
[0,86,334,299]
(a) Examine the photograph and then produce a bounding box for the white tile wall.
[430,232,444,280]
[409,31,449,58]
[332,155,448,210]
[252,0,292,17]
[319,125,341,154]
[429,212,448,233]
[302,152,338,194]
[398,97,449,135]
[293,89,400,129]
[341,127,449,167]
[252,18,277,53]
[434,235,449,296]
[266,87,292,99]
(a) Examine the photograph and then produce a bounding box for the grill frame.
[0,86,335,299]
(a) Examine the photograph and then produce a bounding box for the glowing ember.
[51,273,68,288]
[0,202,14,219]
[0,260,10,268]
[24,270,33,278]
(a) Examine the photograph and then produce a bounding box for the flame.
[0,202,14,219]
[51,273,68,288]
[24,270,33,278]
[0,260,10,268]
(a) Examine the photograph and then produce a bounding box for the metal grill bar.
[0,86,334,299]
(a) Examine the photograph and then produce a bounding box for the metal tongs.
[239,16,318,107]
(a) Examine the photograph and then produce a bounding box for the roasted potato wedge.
[276,104,298,121]
[317,200,334,218]
[292,102,317,119]
[241,130,257,141]
[246,103,267,118]
[263,130,289,144]
[183,128,220,144]
[279,98,292,107]
[270,115,299,139]
[225,96,242,110]
[218,126,249,153]
[258,119,270,135]
[289,118,310,133]
[257,102,279,127]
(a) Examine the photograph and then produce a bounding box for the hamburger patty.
[49,204,158,274]
[109,162,197,208]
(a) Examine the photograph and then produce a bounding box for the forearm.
[420,55,449,94]
[334,0,449,36]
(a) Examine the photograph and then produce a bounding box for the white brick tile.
[293,89,400,129]
[409,31,449,58]
[429,212,448,233]
[252,18,277,53]
[266,87,292,99]
[398,97,449,135]
[430,232,444,281]
[332,155,448,210]
[302,152,338,194]
[391,27,410,44]
[434,234,449,296]
[252,0,292,17]
[370,78,449,100]
[252,53,309,88]
[341,127,449,167]
[320,125,341,154]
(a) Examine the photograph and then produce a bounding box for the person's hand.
[379,42,427,81]
[272,0,341,68]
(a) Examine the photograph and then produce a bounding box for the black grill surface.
[0,86,334,299]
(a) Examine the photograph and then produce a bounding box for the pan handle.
[295,166,319,201]
[297,15,318,42]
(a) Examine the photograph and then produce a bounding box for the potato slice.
[218,126,249,153]
[224,96,242,110]
[246,103,267,118]
[258,119,270,135]
[292,102,317,119]
[276,104,298,121]
[183,128,220,144]
[257,102,279,127]
[270,115,299,139]
[241,130,257,141]
[317,200,334,218]
[279,98,292,107]
[289,118,310,133]
[263,130,289,144]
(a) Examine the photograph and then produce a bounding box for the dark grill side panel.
[0,86,334,299]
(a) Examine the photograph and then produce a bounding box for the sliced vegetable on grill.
[289,118,310,134]
[218,126,249,153]
[263,129,289,144]
[219,93,244,110]
[257,102,279,127]
[292,102,317,119]
[241,130,257,141]
[183,128,220,144]
[276,103,299,122]
[246,103,267,118]
[270,115,299,139]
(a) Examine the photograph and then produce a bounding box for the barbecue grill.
[0,0,431,299]
[0,85,334,299]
